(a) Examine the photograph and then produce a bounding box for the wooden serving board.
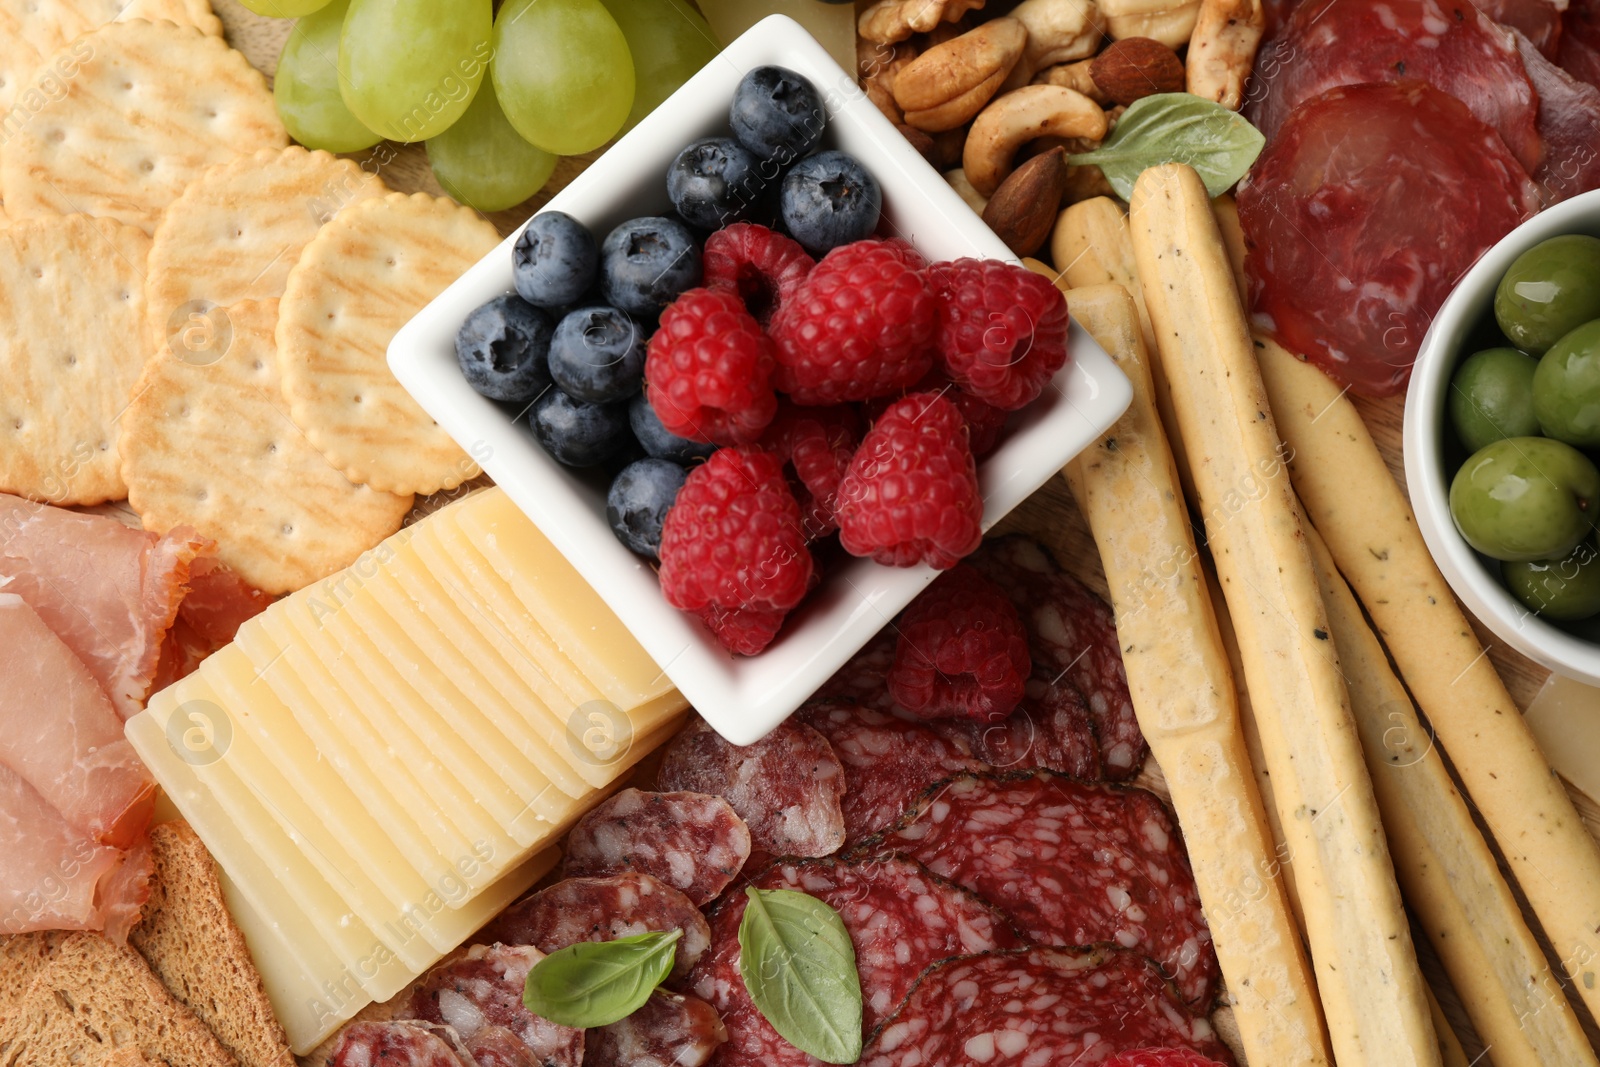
[211,1,1598,1058]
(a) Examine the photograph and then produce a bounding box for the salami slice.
[970,536,1144,778]
[877,771,1218,1006]
[860,948,1233,1067]
[657,717,847,858]
[1245,0,1543,174]
[482,873,710,980]
[585,991,728,1067]
[331,1021,475,1067]
[1238,80,1539,397]
[687,856,1021,1067]
[797,702,984,843]
[406,944,584,1067]
[1482,0,1567,57]
[564,789,752,906]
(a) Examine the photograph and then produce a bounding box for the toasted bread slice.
[0,933,62,1032]
[0,932,235,1067]
[130,823,292,1067]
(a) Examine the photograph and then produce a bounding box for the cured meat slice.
[878,772,1218,1006]
[1238,80,1539,397]
[1482,0,1567,56]
[483,873,711,980]
[0,594,154,849]
[657,717,846,858]
[860,948,1233,1067]
[0,763,152,941]
[1244,0,1544,175]
[1515,32,1600,202]
[797,702,983,843]
[1562,0,1600,86]
[331,1021,476,1067]
[177,556,271,650]
[687,856,1021,1067]
[970,536,1144,778]
[585,991,727,1067]
[563,789,752,906]
[406,944,584,1067]
[0,493,209,719]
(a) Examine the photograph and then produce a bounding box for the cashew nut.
[859,0,989,44]
[1001,0,1106,90]
[894,18,1026,132]
[1105,0,1202,47]
[964,84,1108,196]
[944,168,990,215]
[1186,0,1265,110]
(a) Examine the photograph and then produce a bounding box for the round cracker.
[145,146,386,354]
[1,19,286,235]
[276,192,499,496]
[0,0,221,115]
[0,214,151,506]
[121,299,413,595]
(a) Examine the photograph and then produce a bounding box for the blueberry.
[455,294,554,403]
[530,389,630,467]
[630,391,718,464]
[607,458,688,558]
[781,151,882,256]
[514,211,598,309]
[549,306,646,404]
[668,137,761,231]
[600,217,703,317]
[730,66,826,162]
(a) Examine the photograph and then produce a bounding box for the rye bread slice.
[129,823,292,1067]
[0,933,62,1032]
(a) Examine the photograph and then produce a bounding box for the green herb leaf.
[1068,93,1266,200]
[522,929,680,1028]
[737,888,863,1064]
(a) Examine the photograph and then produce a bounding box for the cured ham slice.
[1238,81,1539,396]
[1515,31,1600,201]
[1245,0,1545,175]
[0,594,155,850]
[0,763,152,942]
[179,555,271,650]
[0,494,208,719]
[1561,0,1600,85]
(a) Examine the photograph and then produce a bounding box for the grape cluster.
[263,0,719,212]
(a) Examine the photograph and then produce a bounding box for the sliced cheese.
[1521,674,1600,808]
[455,490,675,710]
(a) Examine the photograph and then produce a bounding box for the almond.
[1089,37,1186,106]
[981,146,1071,257]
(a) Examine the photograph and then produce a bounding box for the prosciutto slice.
[0,763,152,942]
[0,494,208,719]
[1515,30,1600,202]
[0,594,155,850]
[1483,0,1568,56]
[1561,0,1600,86]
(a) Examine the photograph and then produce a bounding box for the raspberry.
[658,448,813,620]
[866,368,1010,458]
[694,603,790,656]
[888,564,1030,722]
[770,238,937,404]
[1101,1050,1231,1067]
[928,258,1070,411]
[761,402,861,538]
[836,392,982,569]
[645,288,778,445]
[703,223,814,327]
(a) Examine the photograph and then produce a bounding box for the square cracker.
[0,214,151,506]
[276,191,501,496]
[121,299,412,595]
[1,19,286,235]
[144,146,386,355]
[0,0,221,115]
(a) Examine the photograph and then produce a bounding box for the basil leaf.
[1069,93,1266,200]
[522,929,680,1028]
[738,888,863,1064]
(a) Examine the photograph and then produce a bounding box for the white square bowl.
[389,14,1132,745]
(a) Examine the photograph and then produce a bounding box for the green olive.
[1503,538,1600,621]
[1533,319,1600,447]
[1494,234,1600,354]
[1449,436,1600,561]
[1449,347,1540,453]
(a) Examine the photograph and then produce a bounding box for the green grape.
[427,77,558,213]
[599,0,720,130]
[274,0,382,153]
[492,0,635,156]
[339,0,492,143]
[240,0,332,15]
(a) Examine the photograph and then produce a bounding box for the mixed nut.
[857,0,1265,257]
